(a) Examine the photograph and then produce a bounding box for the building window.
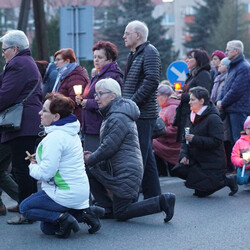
[162,14,175,25]
[185,6,195,16]
[244,3,250,13]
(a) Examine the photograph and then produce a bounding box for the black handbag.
[152,117,166,139]
[0,80,40,132]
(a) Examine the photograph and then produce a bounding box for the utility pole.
[17,0,31,33]
[235,0,238,39]
[33,0,49,60]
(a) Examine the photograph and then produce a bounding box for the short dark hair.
[45,93,75,119]
[92,41,118,61]
[54,48,76,63]
[189,86,210,105]
[187,49,210,68]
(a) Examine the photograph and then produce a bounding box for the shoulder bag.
[0,80,40,133]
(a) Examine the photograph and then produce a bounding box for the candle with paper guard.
[184,127,190,144]
[241,151,250,177]
[73,85,82,97]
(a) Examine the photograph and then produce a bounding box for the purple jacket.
[0,49,42,143]
[82,61,123,134]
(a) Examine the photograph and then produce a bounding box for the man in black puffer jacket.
[84,78,175,222]
[122,20,161,199]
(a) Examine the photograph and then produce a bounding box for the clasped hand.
[84,151,92,165]
[185,133,194,142]
[75,96,87,108]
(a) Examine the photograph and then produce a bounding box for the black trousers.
[172,163,227,197]
[136,119,161,199]
[8,136,38,203]
[86,168,161,220]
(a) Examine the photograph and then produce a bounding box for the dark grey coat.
[87,97,143,200]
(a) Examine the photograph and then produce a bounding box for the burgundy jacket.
[82,61,123,135]
[58,65,90,125]
[0,48,42,143]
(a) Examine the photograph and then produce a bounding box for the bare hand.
[185,133,194,143]
[180,157,189,165]
[75,95,83,105]
[84,151,92,165]
[81,99,87,108]
[216,101,222,110]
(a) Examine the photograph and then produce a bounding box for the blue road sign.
[167,61,189,86]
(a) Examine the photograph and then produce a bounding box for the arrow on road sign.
[170,66,186,81]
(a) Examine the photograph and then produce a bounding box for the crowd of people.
[0,20,250,239]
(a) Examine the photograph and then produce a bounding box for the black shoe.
[159,193,175,223]
[82,206,105,234]
[55,212,80,238]
[226,175,238,196]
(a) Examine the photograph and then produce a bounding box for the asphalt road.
[1,177,249,250]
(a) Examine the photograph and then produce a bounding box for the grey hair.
[95,78,121,97]
[128,20,148,41]
[0,30,29,51]
[157,84,174,97]
[227,40,244,54]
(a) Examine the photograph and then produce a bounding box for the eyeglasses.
[94,91,111,98]
[2,46,13,53]
[123,32,136,37]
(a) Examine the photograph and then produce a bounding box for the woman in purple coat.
[0,30,42,224]
[76,41,123,151]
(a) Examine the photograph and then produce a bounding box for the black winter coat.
[87,98,143,200]
[174,65,213,142]
[180,103,226,191]
[123,41,160,119]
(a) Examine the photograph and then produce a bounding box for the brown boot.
[0,204,7,215]
[7,204,19,213]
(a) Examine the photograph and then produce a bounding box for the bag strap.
[22,80,40,104]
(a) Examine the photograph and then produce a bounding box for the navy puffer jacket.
[219,54,250,113]
[87,98,143,200]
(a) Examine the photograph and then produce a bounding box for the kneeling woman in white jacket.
[20,93,104,238]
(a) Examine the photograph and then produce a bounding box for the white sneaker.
[243,183,250,191]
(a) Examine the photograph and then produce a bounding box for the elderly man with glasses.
[122,20,162,200]
[217,40,250,144]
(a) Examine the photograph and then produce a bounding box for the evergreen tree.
[96,0,177,79]
[47,15,60,58]
[209,0,250,57]
[184,0,225,51]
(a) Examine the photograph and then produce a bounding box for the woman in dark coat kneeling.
[84,78,175,223]
[172,87,238,197]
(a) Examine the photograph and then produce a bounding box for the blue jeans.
[136,119,161,199]
[237,168,250,185]
[20,190,70,235]
[229,113,248,143]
